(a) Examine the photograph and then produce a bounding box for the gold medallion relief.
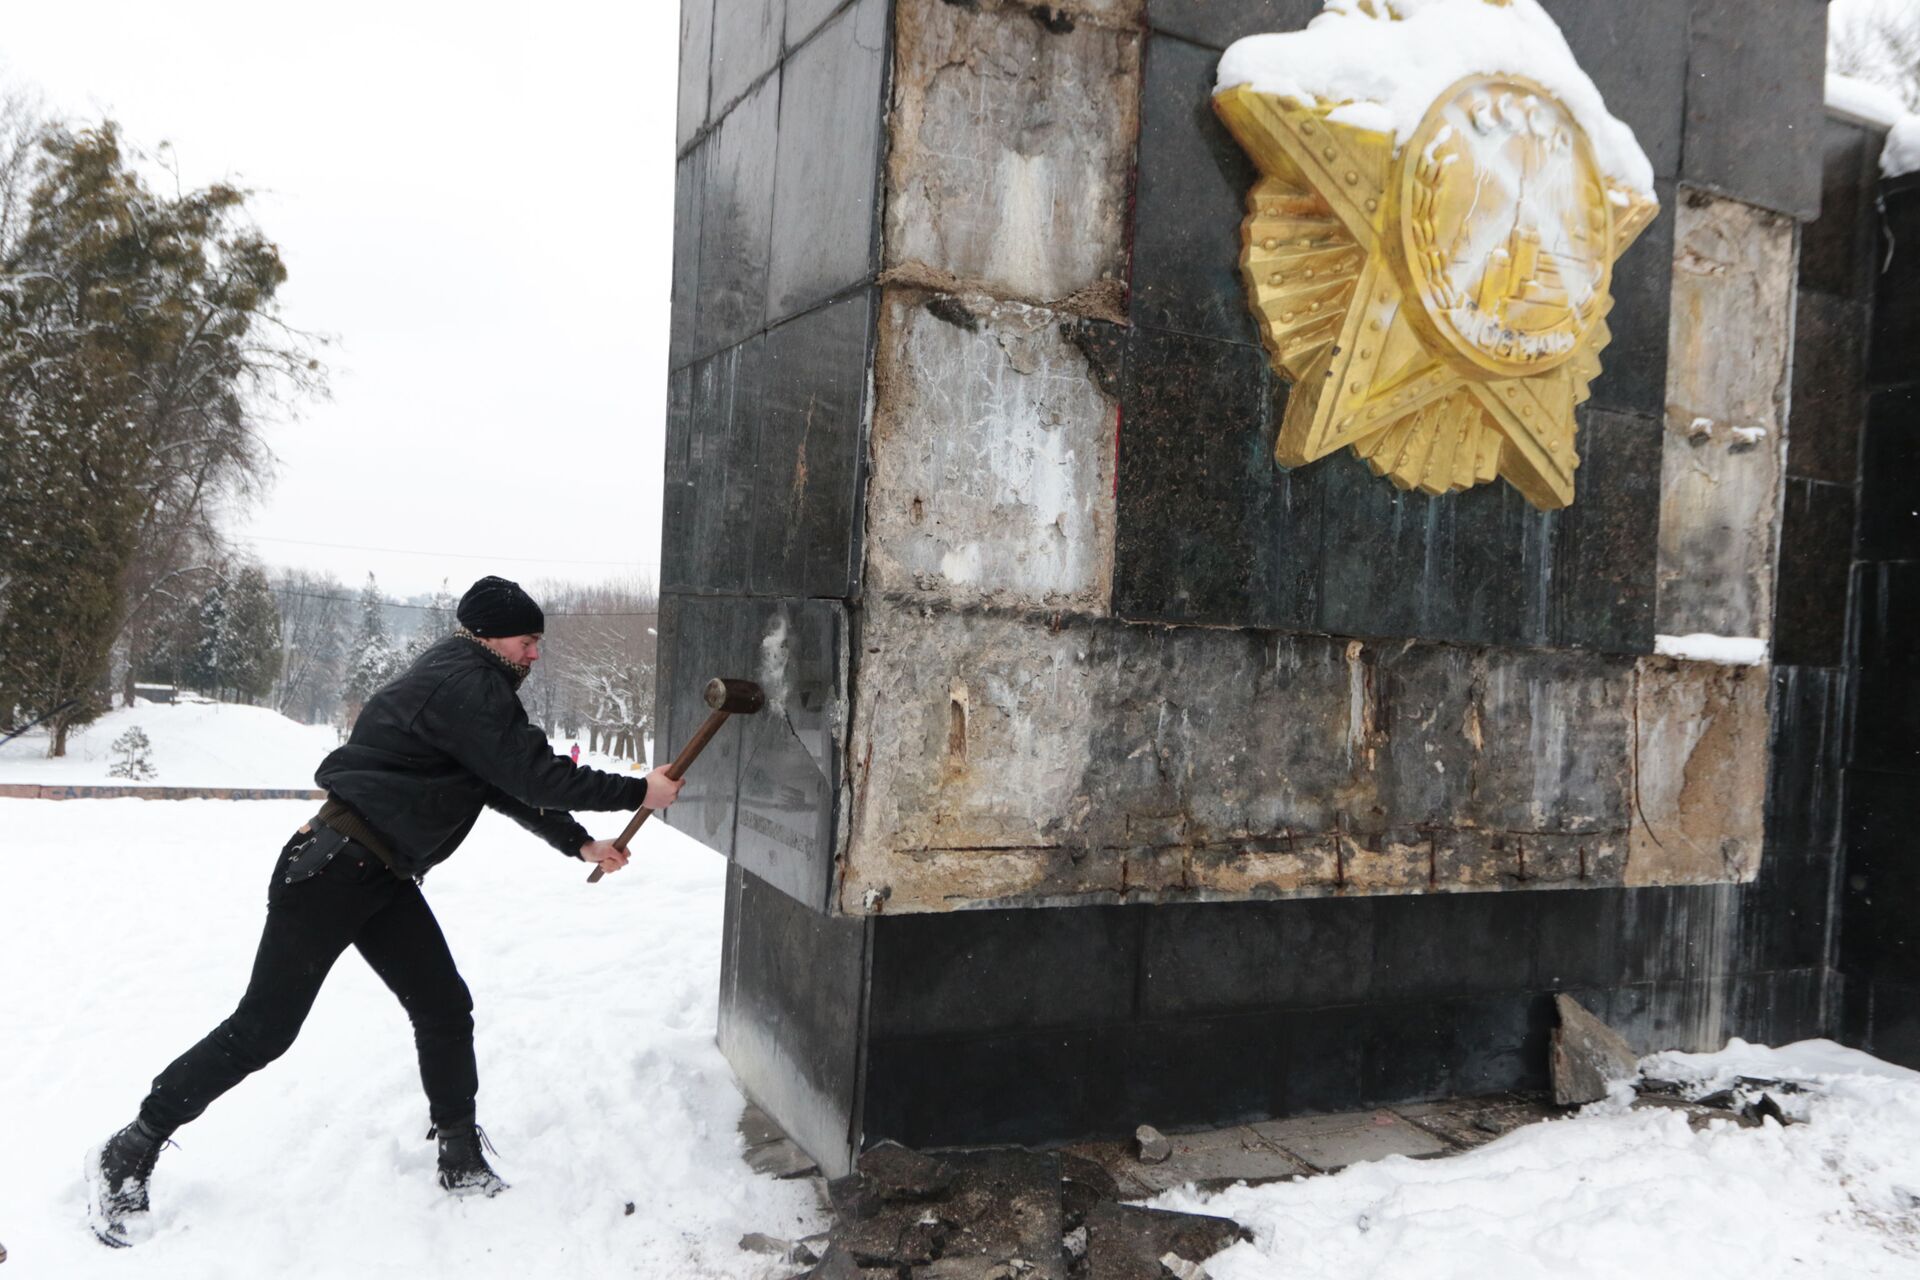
[1214,73,1657,509]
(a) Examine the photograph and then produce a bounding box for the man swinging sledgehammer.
[85,576,683,1247]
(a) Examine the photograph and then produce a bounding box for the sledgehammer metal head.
[586,675,769,884]
[704,677,766,715]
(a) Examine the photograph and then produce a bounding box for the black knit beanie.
[456,576,545,638]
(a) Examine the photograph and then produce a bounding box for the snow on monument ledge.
[1214,0,1656,197]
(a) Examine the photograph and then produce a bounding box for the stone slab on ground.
[1552,993,1640,1105]
[741,1101,821,1179]
[1063,1125,1311,1197]
[1082,1203,1250,1280]
[1247,1110,1450,1173]
[1393,1095,1565,1150]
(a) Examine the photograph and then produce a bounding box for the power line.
[268,583,659,619]
[242,532,656,569]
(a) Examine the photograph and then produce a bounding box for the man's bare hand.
[580,840,630,875]
[645,767,684,810]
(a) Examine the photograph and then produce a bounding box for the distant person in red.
[85,576,682,1247]
[570,742,581,764]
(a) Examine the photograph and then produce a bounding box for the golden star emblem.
[1214,75,1659,509]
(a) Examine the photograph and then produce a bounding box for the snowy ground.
[10,705,1920,1277]
[0,699,340,789]
[1155,1042,1920,1279]
[0,698,645,789]
[0,798,821,1279]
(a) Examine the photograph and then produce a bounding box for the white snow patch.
[0,699,338,789]
[1826,72,1908,129]
[1654,633,1769,666]
[1157,1037,1920,1279]
[1885,114,1920,179]
[1215,0,1655,196]
[1643,1036,1920,1094]
[1730,424,1767,445]
[0,797,821,1277]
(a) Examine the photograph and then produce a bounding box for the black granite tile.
[1538,0,1687,182]
[1312,451,1441,641]
[1788,289,1869,486]
[1444,993,1555,1099]
[1764,666,1849,861]
[685,339,765,594]
[1370,892,1538,1002]
[1727,968,1827,1048]
[1859,979,1920,1070]
[718,863,869,1174]
[1146,0,1319,48]
[1851,669,1920,777]
[1682,0,1826,220]
[670,148,704,372]
[1839,767,1920,983]
[678,0,715,151]
[1840,971,1872,1049]
[1735,849,1836,980]
[1273,1005,1367,1115]
[786,0,850,50]
[734,599,847,910]
[1113,325,1282,624]
[660,367,697,593]
[1415,482,1540,649]
[868,906,1140,1040]
[710,0,784,116]
[863,1026,1133,1148]
[1138,897,1377,1017]
[1800,117,1881,303]
[1871,178,1920,384]
[1858,387,1920,561]
[1586,177,1674,419]
[1131,34,1260,346]
[1854,562,1920,668]
[767,0,885,325]
[696,73,779,358]
[753,291,872,599]
[1120,1014,1287,1129]
[1530,889,1631,990]
[1358,999,1454,1104]
[1774,479,1856,669]
[1552,408,1661,654]
[659,593,757,858]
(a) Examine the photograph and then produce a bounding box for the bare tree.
[1832,0,1920,110]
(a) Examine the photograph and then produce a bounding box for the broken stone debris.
[1083,1203,1249,1280]
[1133,1125,1171,1164]
[1551,994,1640,1105]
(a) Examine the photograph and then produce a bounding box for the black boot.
[85,1118,172,1247]
[431,1122,508,1198]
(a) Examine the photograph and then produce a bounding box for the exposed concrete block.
[866,290,1118,611]
[885,0,1140,310]
[1626,656,1770,886]
[1658,191,1794,641]
[838,601,1727,913]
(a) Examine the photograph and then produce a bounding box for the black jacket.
[315,635,648,878]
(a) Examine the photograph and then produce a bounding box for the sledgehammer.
[586,676,765,883]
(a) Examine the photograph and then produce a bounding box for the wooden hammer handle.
[586,707,733,883]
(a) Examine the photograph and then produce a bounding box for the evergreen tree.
[343,574,398,720]
[217,565,282,703]
[0,119,322,753]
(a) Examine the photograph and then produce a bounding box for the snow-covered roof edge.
[1214,0,1655,197]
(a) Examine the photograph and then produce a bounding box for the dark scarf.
[457,628,531,689]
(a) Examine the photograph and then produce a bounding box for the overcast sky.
[3,0,679,599]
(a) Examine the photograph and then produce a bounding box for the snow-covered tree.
[342,574,399,722]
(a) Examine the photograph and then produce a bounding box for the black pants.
[138,832,477,1134]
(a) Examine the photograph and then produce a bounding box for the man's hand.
[580,839,630,875]
[645,767,684,810]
